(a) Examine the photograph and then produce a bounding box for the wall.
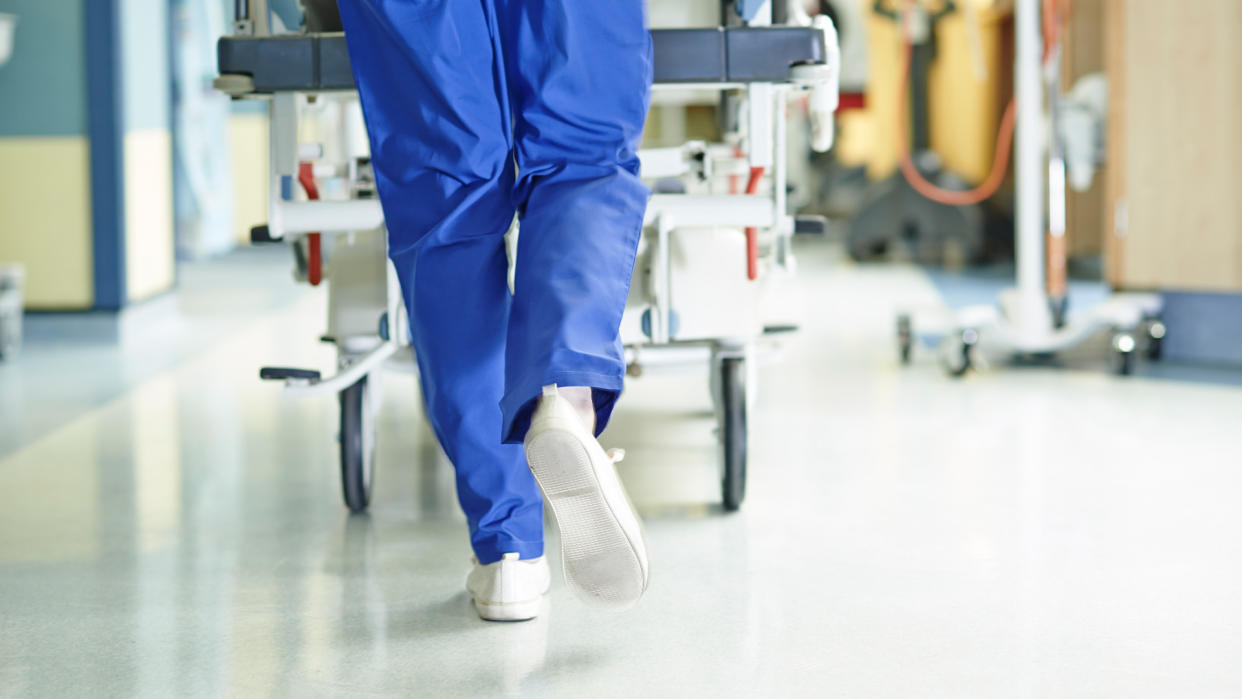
[0,0,176,310]
[1106,0,1242,292]
[0,0,95,309]
[1062,0,1106,258]
[120,0,175,302]
[1159,292,1242,366]
[228,105,270,246]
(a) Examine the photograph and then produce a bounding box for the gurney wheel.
[339,376,375,513]
[941,329,978,378]
[897,314,913,365]
[720,356,747,512]
[1144,318,1166,361]
[1112,332,1137,377]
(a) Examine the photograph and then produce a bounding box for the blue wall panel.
[86,0,126,309]
[119,0,171,132]
[1161,292,1242,367]
[0,0,89,137]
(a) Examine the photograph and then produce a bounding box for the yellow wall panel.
[124,128,175,302]
[0,137,94,309]
[229,112,270,246]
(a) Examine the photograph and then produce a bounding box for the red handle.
[743,166,764,281]
[297,162,323,287]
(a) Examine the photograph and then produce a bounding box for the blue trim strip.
[165,0,180,279]
[86,0,126,310]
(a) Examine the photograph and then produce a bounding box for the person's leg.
[493,0,653,608]
[337,0,542,564]
[493,0,654,443]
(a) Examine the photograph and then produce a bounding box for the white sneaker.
[523,385,649,609]
[466,553,551,621]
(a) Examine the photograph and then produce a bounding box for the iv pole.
[901,0,1163,376]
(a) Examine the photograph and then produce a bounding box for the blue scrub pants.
[338,0,652,564]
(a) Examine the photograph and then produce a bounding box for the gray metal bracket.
[216,26,830,95]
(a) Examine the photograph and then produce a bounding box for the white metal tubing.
[1014,0,1047,335]
[644,195,774,228]
[625,344,712,370]
[284,342,398,397]
[385,254,404,348]
[651,82,747,93]
[747,83,774,170]
[774,87,788,238]
[639,146,692,179]
[267,95,388,238]
[746,0,773,170]
[251,0,269,36]
[655,216,673,344]
[1046,52,1067,241]
[755,0,772,24]
[267,94,297,238]
[276,199,385,235]
[1048,156,1066,238]
[270,94,298,177]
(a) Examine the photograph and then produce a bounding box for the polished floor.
[3,241,1242,697]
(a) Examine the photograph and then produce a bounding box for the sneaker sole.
[473,597,542,622]
[525,428,647,609]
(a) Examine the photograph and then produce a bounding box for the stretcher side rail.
[215,26,828,95]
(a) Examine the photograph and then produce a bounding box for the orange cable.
[895,0,1017,206]
[893,0,1074,207]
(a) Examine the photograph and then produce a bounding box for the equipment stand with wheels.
[897,0,1162,376]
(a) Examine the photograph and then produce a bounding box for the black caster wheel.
[1050,295,1069,329]
[339,376,376,513]
[1112,332,1137,376]
[942,328,978,378]
[897,314,913,365]
[1144,318,1166,361]
[719,356,747,512]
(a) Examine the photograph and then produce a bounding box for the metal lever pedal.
[259,367,323,382]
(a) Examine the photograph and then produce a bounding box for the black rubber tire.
[944,332,974,378]
[897,314,913,365]
[1146,335,1164,362]
[1145,320,1165,361]
[1050,296,1069,329]
[339,376,374,513]
[1115,349,1135,376]
[720,356,747,512]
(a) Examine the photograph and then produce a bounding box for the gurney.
[216,0,839,513]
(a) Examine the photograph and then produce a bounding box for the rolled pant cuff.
[500,369,625,444]
[472,536,545,565]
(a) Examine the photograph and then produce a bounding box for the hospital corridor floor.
[2,240,1241,697]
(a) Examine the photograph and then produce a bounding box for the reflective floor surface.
[2,240,1241,696]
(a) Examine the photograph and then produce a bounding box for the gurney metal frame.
[217,0,838,513]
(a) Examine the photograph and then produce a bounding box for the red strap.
[743,166,764,281]
[297,162,323,287]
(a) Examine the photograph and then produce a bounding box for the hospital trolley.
[215,0,840,513]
